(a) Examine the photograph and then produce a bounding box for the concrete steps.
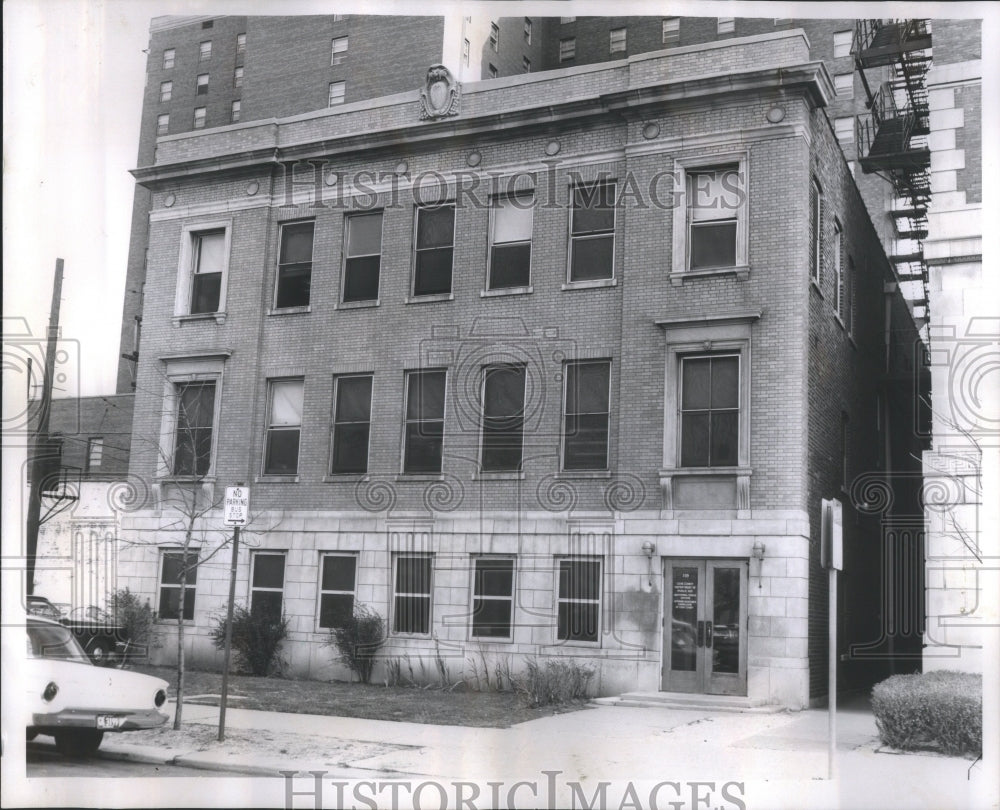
[593,692,785,714]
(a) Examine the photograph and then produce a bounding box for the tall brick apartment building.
[116,21,930,709]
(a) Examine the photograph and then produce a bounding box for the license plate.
[96,715,124,730]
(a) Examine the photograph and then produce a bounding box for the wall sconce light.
[752,540,766,588]
[641,541,656,587]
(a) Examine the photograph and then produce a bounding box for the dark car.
[27,597,126,666]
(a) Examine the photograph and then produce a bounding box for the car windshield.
[27,622,91,664]
[27,599,63,620]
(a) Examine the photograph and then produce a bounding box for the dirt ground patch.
[132,665,588,728]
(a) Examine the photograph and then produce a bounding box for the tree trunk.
[174,556,188,729]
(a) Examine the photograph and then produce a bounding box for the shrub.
[210,603,289,676]
[513,657,595,707]
[871,670,982,757]
[326,605,385,684]
[109,588,154,664]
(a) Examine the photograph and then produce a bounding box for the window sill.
[268,306,311,316]
[395,473,445,481]
[255,474,300,483]
[337,299,379,310]
[561,278,616,291]
[556,470,611,479]
[405,293,454,304]
[669,265,750,285]
[157,475,217,484]
[810,278,824,298]
[323,473,367,482]
[172,312,227,327]
[660,466,752,477]
[473,471,525,481]
[469,634,514,644]
[481,285,533,298]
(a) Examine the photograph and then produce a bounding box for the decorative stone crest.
[419,64,460,120]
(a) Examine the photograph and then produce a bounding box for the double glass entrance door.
[662,559,748,695]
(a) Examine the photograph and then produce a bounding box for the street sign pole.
[219,484,248,742]
[821,498,843,781]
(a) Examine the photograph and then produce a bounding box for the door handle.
[705,622,714,648]
[697,620,705,647]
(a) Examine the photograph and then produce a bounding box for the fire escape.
[853,19,933,324]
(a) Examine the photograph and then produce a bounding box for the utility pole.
[25,259,64,596]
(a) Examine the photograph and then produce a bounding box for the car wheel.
[54,730,104,757]
[88,639,112,666]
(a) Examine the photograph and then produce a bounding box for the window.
[189,230,225,313]
[156,114,169,135]
[561,17,576,24]
[559,37,576,62]
[490,22,499,52]
[328,80,346,106]
[173,381,216,476]
[488,63,498,79]
[522,56,531,73]
[834,117,854,143]
[162,48,175,70]
[86,437,104,471]
[199,40,212,60]
[834,73,854,98]
[610,28,627,54]
[403,369,445,473]
[662,18,680,44]
[230,100,241,123]
[263,379,303,475]
[393,555,432,634]
[318,554,357,628]
[686,165,741,270]
[413,204,455,296]
[524,18,532,43]
[833,30,853,58]
[159,81,172,102]
[481,364,526,472]
[841,413,850,489]
[193,107,206,129]
[810,179,823,284]
[333,14,345,22]
[331,36,348,65]
[202,19,213,29]
[563,360,610,470]
[236,33,246,54]
[234,66,243,88]
[570,182,616,281]
[717,18,735,34]
[342,212,382,302]
[331,375,372,474]
[158,551,197,621]
[275,221,314,309]
[845,257,855,333]
[196,74,209,95]
[463,38,470,66]
[250,553,285,619]
[472,558,514,638]
[489,193,533,289]
[833,220,844,318]
[680,355,739,468]
[557,559,601,642]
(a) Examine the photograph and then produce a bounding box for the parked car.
[27,597,128,665]
[26,595,65,621]
[25,617,169,756]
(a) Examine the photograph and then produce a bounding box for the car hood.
[28,659,169,714]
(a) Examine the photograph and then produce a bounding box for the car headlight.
[154,689,167,708]
[43,682,59,702]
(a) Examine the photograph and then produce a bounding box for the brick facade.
[117,29,926,708]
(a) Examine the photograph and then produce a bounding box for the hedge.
[871,670,982,757]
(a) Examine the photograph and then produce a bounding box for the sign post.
[219,485,249,742]
[821,498,843,780]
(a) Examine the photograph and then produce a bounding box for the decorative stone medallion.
[420,64,461,120]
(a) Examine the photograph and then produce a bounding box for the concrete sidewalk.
[78,695,990,809]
